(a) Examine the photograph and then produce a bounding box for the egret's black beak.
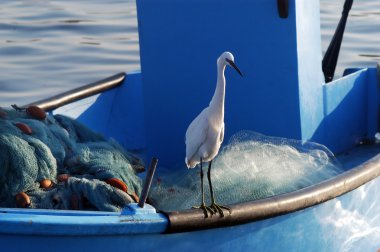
[226,58,243,77]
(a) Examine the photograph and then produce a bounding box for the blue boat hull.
[2,175,380,252]
[1,70,380,251]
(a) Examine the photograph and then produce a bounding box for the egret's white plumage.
[184,51,242,217]
[185,52,242,217]
[185,52,236,168]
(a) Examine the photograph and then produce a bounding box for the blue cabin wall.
[295,1,324,142]
[317,68,379,153]
[105,73,146,151]
[53,73,146,152]
[53,88,117,134]
[137,0,325,167]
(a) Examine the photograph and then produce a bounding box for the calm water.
[321,0,380,75]
[0,0,379,107]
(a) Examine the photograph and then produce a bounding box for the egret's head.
[218,51,243,77]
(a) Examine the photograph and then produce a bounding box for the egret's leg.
[192,158,215,217]
[207,160,231,217]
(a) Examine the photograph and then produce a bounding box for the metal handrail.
[24,72,126,111]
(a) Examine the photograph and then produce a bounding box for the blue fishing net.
[149,131,344,212]
[0,107,142,211]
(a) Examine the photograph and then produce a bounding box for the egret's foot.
[192,204,216,218]
[210,203,231,217]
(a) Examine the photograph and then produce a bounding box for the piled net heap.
[0,106,142,212]
[150,131,344,212]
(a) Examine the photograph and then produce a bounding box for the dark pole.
[138,157,158,208]
[322,0,353,83]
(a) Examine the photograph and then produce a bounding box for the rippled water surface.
[0,0,139,106]
[321,0,380,76]
[0,0,379,106]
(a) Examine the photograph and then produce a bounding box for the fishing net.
[149,131,344,212]
[0,107,142,211]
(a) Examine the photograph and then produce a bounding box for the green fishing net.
[0,108,142,211]
[149,131,344,212]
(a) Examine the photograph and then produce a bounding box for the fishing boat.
[1,0,380,251]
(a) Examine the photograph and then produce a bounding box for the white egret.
[185,51,243,217]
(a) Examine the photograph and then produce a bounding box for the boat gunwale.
[165,153,380,232]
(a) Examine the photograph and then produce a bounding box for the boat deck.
[337,142,380,170]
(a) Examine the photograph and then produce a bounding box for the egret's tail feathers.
[185,157,197,169]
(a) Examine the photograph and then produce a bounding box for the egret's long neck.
[209,62,226,120]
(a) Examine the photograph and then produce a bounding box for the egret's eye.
[225,58,233,64]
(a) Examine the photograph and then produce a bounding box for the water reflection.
[316,179,380,251]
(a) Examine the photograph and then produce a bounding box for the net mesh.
[0,107,142,211]
[149,131,343,212]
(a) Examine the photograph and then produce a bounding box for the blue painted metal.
[54,72,146,152]
[318,68,379,153]
[0,203,167,236]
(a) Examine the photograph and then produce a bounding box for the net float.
[26,105,46,120]
[39,179,53,189]
[15,192,31,208]
[106,178,127,192]
[14,122,32,135]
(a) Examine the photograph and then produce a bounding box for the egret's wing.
[185,108,209,162]
[219,122,225,143]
